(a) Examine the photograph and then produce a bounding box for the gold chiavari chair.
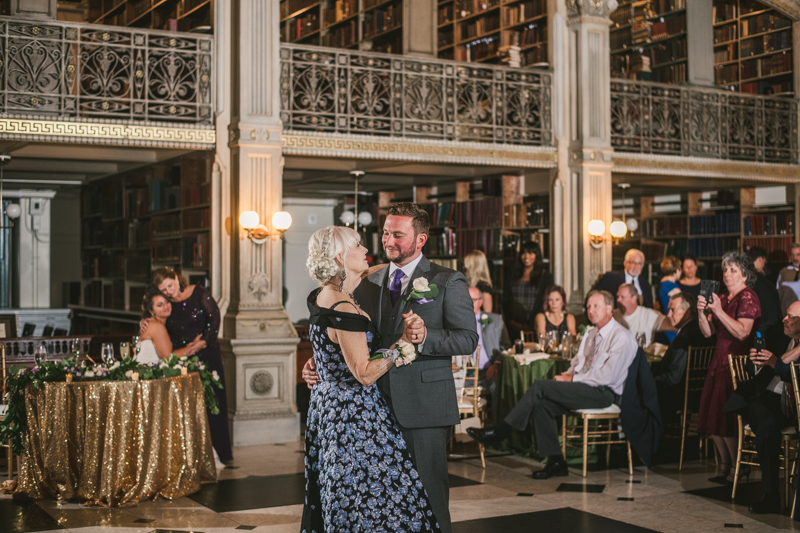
[678,346,715,470]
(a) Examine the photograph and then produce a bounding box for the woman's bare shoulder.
[142,320,168,340]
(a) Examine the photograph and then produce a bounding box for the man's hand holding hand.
[402,311,426,345]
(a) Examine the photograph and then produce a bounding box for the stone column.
[219,0,300,446]
[564,0,616,310]
[404,0,437,57]
[686,0,713,86]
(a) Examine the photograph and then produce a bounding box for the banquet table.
[15,373,216,506]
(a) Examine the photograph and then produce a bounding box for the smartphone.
[699,279,720,300]
[754,331,766,351]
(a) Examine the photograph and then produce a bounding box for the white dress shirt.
[567,318,638,396]
[625,271,642,296]
[388,254,424,294]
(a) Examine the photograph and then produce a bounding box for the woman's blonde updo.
[307,225,361,286]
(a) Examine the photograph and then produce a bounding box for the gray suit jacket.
[354,255,478,429]
[479,312,511,366]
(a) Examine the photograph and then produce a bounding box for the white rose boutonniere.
[479,313,493,325]
[413,278,430,293]
[406,277,439,306]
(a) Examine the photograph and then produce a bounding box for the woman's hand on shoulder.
[139,318,151,334]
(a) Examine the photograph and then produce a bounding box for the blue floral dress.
[302,289,440,533]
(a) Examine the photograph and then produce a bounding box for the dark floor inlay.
[188,473,306,512]
[626,480,642,484]
[224,466,241,470]
[556,483,605,493]
[449,473,483,488]
[0,500,64,533]
[684,481,761,505]
[517,493,534,497]
[452,507,659,533]
[618,497,634,501]
[295,450,305,454]
[235,527,257,531]
[724,525,744,529]
[134,518,156,523]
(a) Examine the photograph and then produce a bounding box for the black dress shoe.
[749,495,781,514]
[466,426,503,444]
[532,458,569,480]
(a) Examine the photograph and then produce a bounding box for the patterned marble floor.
[2,439,799,533]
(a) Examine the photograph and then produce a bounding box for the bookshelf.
[610,0,688,84]
[280,0,403,54]
[616,187,797,286]
[713,0,794,95]
[86,0,214,32]
[437,0,547,66]
[80,152,213,313]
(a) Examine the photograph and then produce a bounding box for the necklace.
[325,284,362,313]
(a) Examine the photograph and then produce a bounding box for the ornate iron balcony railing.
[0,17,212,124]
[280,44,552,146]
[611,79,798,165]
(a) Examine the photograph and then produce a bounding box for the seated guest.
[658,255,682,313]
[594,248,653,308]
[464,250,495,312]
[613,284,674,346]
[777,243,800,288]
[468,290,637,479]
[724,301,800,514]
[504,241,553,340]
[534,285,577,340]
[678,254,702,300]
[653,292,714,424]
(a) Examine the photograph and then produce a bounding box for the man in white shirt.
[468,290,638,479]
[613,284,673,346]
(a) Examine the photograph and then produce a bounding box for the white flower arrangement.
[412,278,431,293]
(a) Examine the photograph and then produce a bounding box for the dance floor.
[2,439,798,533]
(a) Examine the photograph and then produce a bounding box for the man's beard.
[386,243,416,265]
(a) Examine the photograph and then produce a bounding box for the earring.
[338,270,346,291]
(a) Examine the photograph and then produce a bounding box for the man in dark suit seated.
[652,292,714,424]
[467,290,637,479]
[593,248,653,308]
[726,301,800,514]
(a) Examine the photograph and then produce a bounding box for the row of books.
[439,28,454,48]
[183,184,211,208]
[459,15,500,40]
[149,180,182,213]
[182,208,210,231]
[502,200,548,228]
[324,0,358,27]
[83,250,126,279]
[125,187,149,218]
[688,236,740,257]
[714,24,737,44]
[610,4,632,27]
[642,217,688,237]
[324,20,357,47]
[281,0,318,19]
[742,237,793,262]
[714,44,737,64]
[457,37,499,62]
[128,220,151,249]
[456,229,504,259]
[439,4,454,25]
[652,0,686,14]
[126,253,151,282]
[689,213,741,235]
[741,12,792,37]
[153,214,181,238]
[651,39,686,66]
[285,11,319,42]
[741,29,790,57]
[504,25,545,48]
[741,51,792,80]
[425,197,505,228]
[455,0,499,19]
[520,44,547,66]
[501,0,546,26]
[743,214,794,236]
[715,64,739,85]
[423,227,457,257]
[651,62,686,83]
[741,79,792,95]
[182,235,209,269]
[611,29,631,52]
[713,1,737,23]
[153,241,182,264]
[650,14,686,41]
[363,4,401,39]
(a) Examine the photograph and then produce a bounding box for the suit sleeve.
[418,272,479,357]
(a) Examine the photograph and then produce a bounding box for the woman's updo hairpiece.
[306,226,360,286]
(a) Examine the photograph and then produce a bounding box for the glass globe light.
[5,203,21,219]
[587,220,605,237]
[357,211,373,226]
[239,211,259,230]
[340,210,355,225]
[609,220,628,239]
[272,211,292,231]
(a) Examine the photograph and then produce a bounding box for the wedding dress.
[136,339,161,365]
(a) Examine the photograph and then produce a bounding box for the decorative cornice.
[759,0,800,20]
[614,153,800,182]
[567,0,619,20]
[282,132,558,168]
[0,116,216,149]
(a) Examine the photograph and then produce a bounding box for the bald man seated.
[594,248,653,308]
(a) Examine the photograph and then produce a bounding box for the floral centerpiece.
[0,354,222,455]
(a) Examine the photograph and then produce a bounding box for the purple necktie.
[390,269,404,306]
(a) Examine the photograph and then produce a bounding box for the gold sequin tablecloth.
[16,373,216,506]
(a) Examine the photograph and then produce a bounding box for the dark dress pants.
[504,379,616,458]
[397,424,452,533]
[740,392,794,497]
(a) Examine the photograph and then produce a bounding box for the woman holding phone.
[696,252,760,485]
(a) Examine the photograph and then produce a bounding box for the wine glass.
[131,335,141,356]
[119,342,130,359]
[561,332,573,360]
[70,338,82,357]
[546,330,559,352]
[101,343,115,366]
[538,333,547,352]
[34,343,47,366]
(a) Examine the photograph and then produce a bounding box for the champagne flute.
[119,342,130,359]
[101,343,115,366]
[132,335,141,356]
[34,343,47,367]
[70,338,82,358]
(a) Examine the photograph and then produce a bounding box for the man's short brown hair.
[386,202,430,237]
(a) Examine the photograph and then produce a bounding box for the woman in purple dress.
[152,267,233,464]
[697,252,760,484]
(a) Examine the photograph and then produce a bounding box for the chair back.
[790,362,800,430]
[520,331,537,343]
[683,346,714,407]
[728,354,752,390]
[455,346,481,417]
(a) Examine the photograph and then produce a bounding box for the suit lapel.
[391,256,432,335]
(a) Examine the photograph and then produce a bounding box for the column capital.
[567,0,618,23]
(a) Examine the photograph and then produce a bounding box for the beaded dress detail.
[302,288,440,533]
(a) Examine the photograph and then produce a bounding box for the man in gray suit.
[466,286,511,422]
[303,202,477,533]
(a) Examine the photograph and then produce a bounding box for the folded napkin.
[645,343,668,357]
[513,352,552,365]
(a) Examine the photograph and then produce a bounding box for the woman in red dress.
[697,252,761,484]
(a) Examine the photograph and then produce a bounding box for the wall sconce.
[588,220,605,249]
[239,210,292,244]
[609,220,628,244]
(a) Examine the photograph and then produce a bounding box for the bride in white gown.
[137,287,203,363]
